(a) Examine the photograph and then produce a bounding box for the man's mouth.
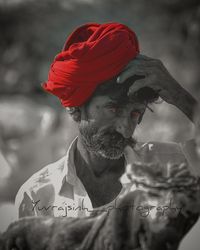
[95,130,135,149]
[79,123,136,159]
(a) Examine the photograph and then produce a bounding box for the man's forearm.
[172,85,198,123]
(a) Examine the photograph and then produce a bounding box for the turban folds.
[42,22,140,107]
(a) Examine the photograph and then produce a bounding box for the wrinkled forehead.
[90,75,144,105]
[87,95,146,110]
[87,74,159,109]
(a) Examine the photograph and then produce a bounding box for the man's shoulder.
[26,156,66,191]
[15,156,66,203]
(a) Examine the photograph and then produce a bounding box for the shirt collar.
[63,136,78,185]
[55,137,78,194]
[57,137,139,195]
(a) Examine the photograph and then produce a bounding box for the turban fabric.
[42,22,140,107]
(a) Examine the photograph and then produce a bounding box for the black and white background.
[0,0,200,249]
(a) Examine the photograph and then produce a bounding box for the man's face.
[78,95,146,159]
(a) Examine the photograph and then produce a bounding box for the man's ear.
[66,107,81,122]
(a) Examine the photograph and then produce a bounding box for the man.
[15,22,199,219]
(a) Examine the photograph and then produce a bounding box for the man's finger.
[119,56,144,73]
[127,75,157,96]
[137,54,153,61]
[117,67,146,83]
[127,79,148,96]
[117,59,160,84]
[117,64,140,83]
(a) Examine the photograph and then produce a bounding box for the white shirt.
[15,137,197,219]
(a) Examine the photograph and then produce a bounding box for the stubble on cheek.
[78,120,136,159]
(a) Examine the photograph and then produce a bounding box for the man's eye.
[131,111,141,118]
[109,107,118,113]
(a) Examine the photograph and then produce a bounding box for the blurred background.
[0,0,200,249]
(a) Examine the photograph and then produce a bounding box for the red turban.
[42,22,140,107]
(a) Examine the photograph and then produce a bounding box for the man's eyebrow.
[128,98,144,104]
[103,99,148,110]
[103,100,145,108]
[103,101,121,107]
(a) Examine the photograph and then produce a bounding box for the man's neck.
[75,134,125,177]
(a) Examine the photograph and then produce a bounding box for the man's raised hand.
[117,54,198,121]
[117,54,181,105]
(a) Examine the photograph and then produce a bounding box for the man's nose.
[115,116,137,138]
